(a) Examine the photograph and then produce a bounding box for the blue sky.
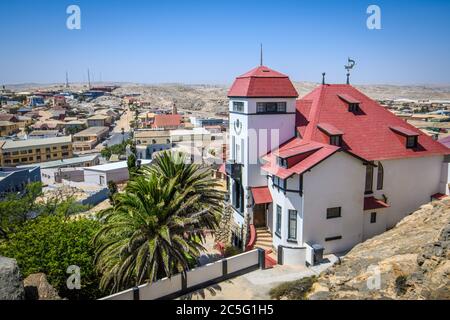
[1,0,450,85]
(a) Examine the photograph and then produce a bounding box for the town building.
[152,114,183,130]
[28,130,59,139]
[73,126,109,152]
[0,136,73,166]
[134,130,172,159]
[0,121,19,137]
[87,115,112,127]
[226,65,450,265]
[83,160,151,186]
[0,166,41,196]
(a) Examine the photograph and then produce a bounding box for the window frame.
[365,164,374,194]
[326,207,342,219]
[288,209,297,241]
[330,135,342,146]
[377,162,384,190]
[370,212,377,224]
[256,102,287,114]
[275,205,282,238]
[406,136,418,149]
[232,101,244,113]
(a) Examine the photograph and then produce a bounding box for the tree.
[93,151,224,293]
[107,181,118,205]
[0,214,103,300]
[127,153,137,175]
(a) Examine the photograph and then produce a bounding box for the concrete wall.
[100,249,262,300]
[302,152,366,255]
[84,167,129,186]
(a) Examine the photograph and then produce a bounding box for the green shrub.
[395,275,408,296]
[223,245,242,258]
[0,214,103,300]
[269,276,317,300]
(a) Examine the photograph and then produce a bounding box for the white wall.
[362,210,387,241]
[372,155,443,228]
[302,152,366,255]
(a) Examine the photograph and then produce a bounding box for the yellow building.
[0,121,19,137]
[0,136,73,166]
[73,126,109,152]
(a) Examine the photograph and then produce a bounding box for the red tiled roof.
[438,136,450,148]
[152,114,182,128]
[297,84,450,161]
[262,138,339,179]
[228,66,298,98]
[338,93,360,104]
[390,126,419,137]
[364,197,390,211]
[251,186,273,205]
[317,123,344,136]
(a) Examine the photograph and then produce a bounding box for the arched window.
[377,162,384,190]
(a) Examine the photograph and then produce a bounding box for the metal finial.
[344,57,356,85]
[322,72,326,85]
[260,43,263,66]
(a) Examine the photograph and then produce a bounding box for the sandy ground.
[113,107,132,133]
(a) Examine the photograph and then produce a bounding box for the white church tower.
[226,64,298,246]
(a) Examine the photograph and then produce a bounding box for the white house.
[83,160,151,186]
[226,65,450,265]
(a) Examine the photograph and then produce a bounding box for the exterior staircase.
[254,228,277,268]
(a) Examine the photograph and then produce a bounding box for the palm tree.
[93,151,224,293]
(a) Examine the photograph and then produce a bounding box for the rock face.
[0,256,25,300]
[23,273,61,300]
[308,199,450,300]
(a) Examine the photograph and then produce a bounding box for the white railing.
[100,248,263,300]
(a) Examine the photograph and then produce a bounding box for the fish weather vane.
[345,58,356,84]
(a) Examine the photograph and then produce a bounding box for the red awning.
[251,187,273,205]
[364,197,390,211]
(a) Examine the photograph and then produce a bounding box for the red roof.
[431,193,448,200]
[390,126,419,137]
[317,123,344,136]
[262,139,339,179]
[152,114,182,129]
[438,136,450,148]
[228,66,298,98]
[251,186,273,205]
[364,197,390,211]
[338,93,360,104]
[296,84,450,161]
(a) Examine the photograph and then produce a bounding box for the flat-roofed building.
[28,130,59,139]
[0,121,19,137]
[0,166,41,196]
[134,130,172,159]
[87,115,112,127]
[0,136,73,166]
[73,126,109,152]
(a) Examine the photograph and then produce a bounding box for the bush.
[395,275,408,296]
[0,214,103,300]
[223,245,242,258]
[269,276,317,300]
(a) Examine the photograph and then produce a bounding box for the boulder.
[0,256,25,300]
[23,273,61,300]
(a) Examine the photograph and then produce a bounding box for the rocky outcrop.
[308,199,450,300]
[0,256,25,300]
[23,273,61,300]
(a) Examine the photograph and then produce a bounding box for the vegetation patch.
[269,276,317,300]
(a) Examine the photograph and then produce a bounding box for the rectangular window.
[277,157,288,168]
[288,210,297,240]
[349,103,360,112]
[326,207,341,219]
[325,236,342,242]
[233,101,244,113]
[406,136,417,148]
[370,212,377,224]
[365,164,374,194]
[275,205,282,237]
[256,102,287,114]
[273,176,286,190]
[330,135,341,146]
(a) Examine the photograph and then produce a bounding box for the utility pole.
[87,69,91,89]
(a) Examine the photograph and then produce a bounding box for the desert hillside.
[307,199,450,300]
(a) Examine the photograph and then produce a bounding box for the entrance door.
[253,204,267,228]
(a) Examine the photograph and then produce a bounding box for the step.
[255,240,273,247]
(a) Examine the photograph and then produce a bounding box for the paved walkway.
[179,254,340,300]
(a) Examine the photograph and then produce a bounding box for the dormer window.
[406,136,418,149]
[277,156,288,168]
[338,94,361,113]
[348,103,360,113]
[390,126,419,149]
[330,135,342,146]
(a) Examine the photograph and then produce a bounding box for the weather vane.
[345,57,356,84]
